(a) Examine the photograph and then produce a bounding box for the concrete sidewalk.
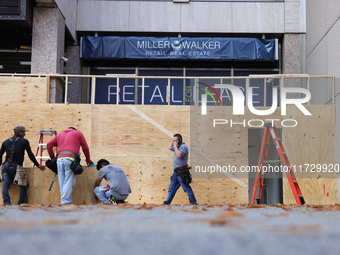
[0,203,339,255]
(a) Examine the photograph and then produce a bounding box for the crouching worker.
[93,159,131,204]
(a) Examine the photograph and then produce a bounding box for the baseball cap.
[13,125,29,133]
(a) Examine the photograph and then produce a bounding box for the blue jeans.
[94,186,128,204]
[164,172,197,205]
[2,163,28,205]
[57,158,76,205]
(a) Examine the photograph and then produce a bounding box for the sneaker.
[108,196,116,204]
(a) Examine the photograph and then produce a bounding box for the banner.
[81,36,277,61]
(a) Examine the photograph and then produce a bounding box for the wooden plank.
[0,77,48,104]
[140,157,171,204]
[0,103,92,167]
[190,106,283,190]
[46,76,50,103]
[283,105,337,204]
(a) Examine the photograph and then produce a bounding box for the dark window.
[0,0,20,15]
[0,28,32,74]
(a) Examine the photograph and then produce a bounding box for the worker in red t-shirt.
[47,127,93,205]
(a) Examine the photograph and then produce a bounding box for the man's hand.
[172,138,182,158]
[169,140,174,150]
[38,164,45,171]
[172,137,178,144]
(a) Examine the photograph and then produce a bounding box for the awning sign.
[81,36,277,61]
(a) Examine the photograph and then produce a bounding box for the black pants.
[2,163,28,205]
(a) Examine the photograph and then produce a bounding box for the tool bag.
[175,165,192,184]
[14,165,27,186]
[70,154,84,175]
[45,156,58,174]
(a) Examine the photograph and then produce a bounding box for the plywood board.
[0,102,336,205]
[0,166,104,205]
[283,105,337,204]
[0,77,48,104]
[0,103,92,167]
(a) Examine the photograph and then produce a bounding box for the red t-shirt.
[47,128,91,163]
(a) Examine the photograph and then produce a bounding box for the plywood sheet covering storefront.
[0,77,48,104]
[0,102,336,205]
[282,105,337,204]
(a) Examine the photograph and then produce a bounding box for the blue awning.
[80,36,277,61]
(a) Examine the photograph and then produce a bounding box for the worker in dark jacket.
[0,125,45,205]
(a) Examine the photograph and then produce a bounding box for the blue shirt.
[171,142,189,168]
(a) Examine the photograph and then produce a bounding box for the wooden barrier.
[0,76,337,205]
[0,166,105,205]
[0,77,48,104]
[283,105,337,204]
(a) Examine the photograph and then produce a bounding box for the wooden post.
[307,77,310,105]
[168,78,170,105]
[333,75,335,105]
[220,78,223,105]
[280,77,284,106]
[264,78,267,107]
[91,77,96,104]
[64,76,68,104]
[142,77,145,105]
[46,76,50,103]
[246,78,249,107]
[116,77,120,105]
[195,78,198,106]
[135,67,139,105]
[182,67,186,105]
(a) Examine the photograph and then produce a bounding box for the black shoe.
[108,196,126,204]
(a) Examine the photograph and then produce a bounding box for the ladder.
[33,130,57,167]
[250,124,305,205]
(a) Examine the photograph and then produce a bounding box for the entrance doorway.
[248,128,283,204]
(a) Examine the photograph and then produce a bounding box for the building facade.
[2,1,339,202]
[0,0,305,103]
